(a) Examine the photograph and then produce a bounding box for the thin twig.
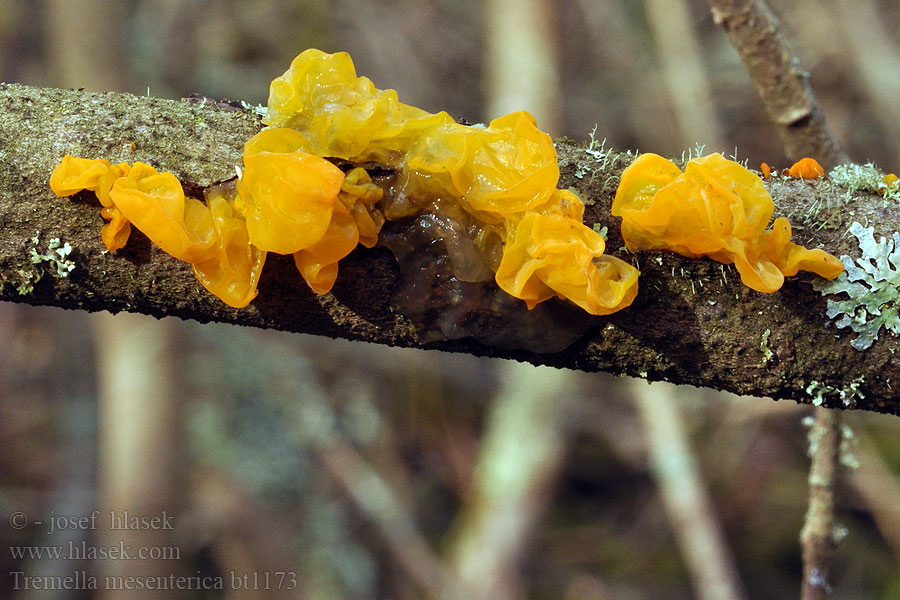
[449,362,572,600]
[708,4,851,595]
[632,380,747,600]
[708,0,850,167]
[801,408,841,600]
[317,437,466,600]
[643,0,726,151]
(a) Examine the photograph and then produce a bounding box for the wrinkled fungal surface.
[613,153,843,292]
[49,48,641,353]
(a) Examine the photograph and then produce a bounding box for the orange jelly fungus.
[48,156,133,252]
[262,48,638,315]
[760,162,772,179]
[612,153,844,293]
[788,157,825,179]
[50,157,267,307]
[50,49,639,315]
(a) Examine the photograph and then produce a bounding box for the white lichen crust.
[814,222,900,350]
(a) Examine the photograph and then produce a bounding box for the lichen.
[804,376,865,408]
[14,268,39,295]
[829,162,900,203]
[829,163,884,192]
[31,237,75,278]
[13,237,75,295]
[814,222,900,350]
[760,328,773,365]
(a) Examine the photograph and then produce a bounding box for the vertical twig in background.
[485,0,560,131]
[94,314,184,600]
[632,380,747,600]
[439,5,572,599]
[449,363,573,600]
[45,3,188,597]
[316,437,466,600]
[708,1,851,595]
[642,0,727,152]
[708,0,850,167]
[801,409,841,600]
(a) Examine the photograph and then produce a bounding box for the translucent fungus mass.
[50,48,639,331]
[263,49,638,316]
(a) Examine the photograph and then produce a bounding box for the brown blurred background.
[4,1,900,599]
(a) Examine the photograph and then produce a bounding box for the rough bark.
[2,83,899,414]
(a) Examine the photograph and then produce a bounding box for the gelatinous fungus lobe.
[50,157,267,308]
[50,48,642,352]
[788,157,825,179]
[266,49,639,322]
[612,153,843,293]
[49,156,133,251]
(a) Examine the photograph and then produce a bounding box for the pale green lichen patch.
[14,269,39,295]
[15,237,77,294]
[829,163,884,193]
[32,237,75,277]
[805,375,865,408]
[760,328,773,365]
[814,222,900,350]
[829,162,900,203]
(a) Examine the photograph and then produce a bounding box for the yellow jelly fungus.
[339,167,385,248]
[293,205,359,295]
[193,186,267,308]
[49,156,132,251]
[404,111,562,218]
[238,127,345,255]
[264,48,638,314]
[110,163,218,263]
[788,157,825,179]
[496,209,639,314]
[49,157,265,308]
[612,153,843,293]
[266,49,448,165]
[50,48,640,316]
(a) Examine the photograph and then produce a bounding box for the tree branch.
[2,82,899,414]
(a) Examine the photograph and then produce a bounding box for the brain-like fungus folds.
[612,153,843,293]
[49,156,132,251]
[50,158,265,308]
[49,49,848,352]
[263,49,638,317]
[50,48,639,340]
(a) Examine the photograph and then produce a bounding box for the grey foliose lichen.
[813,222,900,350]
